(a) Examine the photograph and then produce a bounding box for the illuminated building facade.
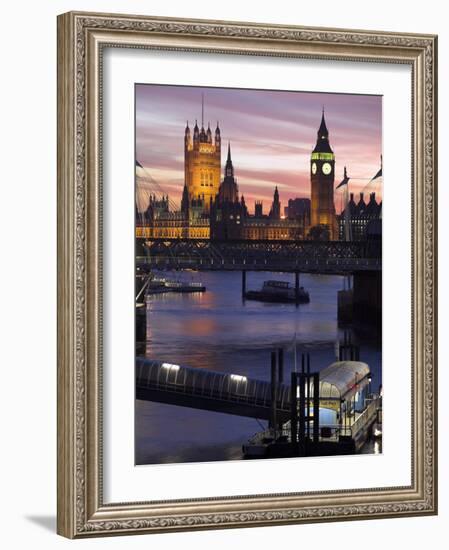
[136,193,210,239]
[285,198,311,228]
[136,109,370,242]
[309,111,338,240]
[184,116,221,212]
[239,218,305,241]
[210,144,246,240]
[338,192,382,241]
[209,146,308,241]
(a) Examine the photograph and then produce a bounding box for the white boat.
[146,275,206,295]
[242,361,381,458]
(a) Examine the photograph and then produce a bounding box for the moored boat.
[146,275,206,295]
[242,360,381,458]
[244,280,310,304]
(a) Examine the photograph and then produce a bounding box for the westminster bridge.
[136,238,381,275]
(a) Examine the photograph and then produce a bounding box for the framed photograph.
[57,11,438,538]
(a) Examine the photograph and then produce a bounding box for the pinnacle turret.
[225,142,234,178]
[312,109,333,154]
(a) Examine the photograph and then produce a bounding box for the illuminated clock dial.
[311,162,317,175]
[322,162,332,175]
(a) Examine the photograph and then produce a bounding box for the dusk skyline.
[136,84,382,214]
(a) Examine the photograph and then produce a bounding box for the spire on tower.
[185,120,191,148]
[318,108,329,139]
[312,109,333,154]
[224,142,234,177]
[241,194,247,215]
[193,119,199,144]
[181,181,189,214]
[270,185,281,220]
[201,92,204,128]
[218,141,238,203]
[214,122,221,147]
[206,122,212,143]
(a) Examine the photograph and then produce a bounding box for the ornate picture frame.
[57,11,437,538]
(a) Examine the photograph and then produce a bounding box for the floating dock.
[136,356,381,458]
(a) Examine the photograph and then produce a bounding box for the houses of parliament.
[136,108,381,242]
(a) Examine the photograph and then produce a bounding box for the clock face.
[311,162,317,175]
[322,162,332,175]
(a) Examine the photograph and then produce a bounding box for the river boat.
[242,360,381,458]
[244,280,310,304]
[146,275,206,295]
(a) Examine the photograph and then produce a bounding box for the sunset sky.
[135,84,382,214]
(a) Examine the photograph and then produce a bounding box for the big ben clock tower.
[310,110,338,240]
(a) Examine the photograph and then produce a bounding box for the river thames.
[135,270,382,465]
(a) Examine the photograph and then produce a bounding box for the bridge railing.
[136,358,291,410]
[137,238,381,272]
[136,255,381,273]
[141,238,380,258]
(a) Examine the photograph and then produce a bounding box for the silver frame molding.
[57,11,438,538]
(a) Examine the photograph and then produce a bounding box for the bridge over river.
[137,238,381,274]
[137,357,292,421]
[136,357,372,423]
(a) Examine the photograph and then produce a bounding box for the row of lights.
[162,363,247,384]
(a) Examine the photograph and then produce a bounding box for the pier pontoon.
[243,360,381,457]
[135,357,381,458]
[145,276,206,295]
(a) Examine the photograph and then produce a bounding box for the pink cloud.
[136,84,382,214]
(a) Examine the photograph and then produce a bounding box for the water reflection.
[361,437,382,455]
[136,270,382,465]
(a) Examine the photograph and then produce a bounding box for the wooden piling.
[295,271,300,306]
[277,348,284,384]
[306,354,311,443]
[277,348,284,432]
[313,372,320,443]
[298,369,306,456]
[242,270,246,299]
[290,372,298,447]
[270,351,277,437]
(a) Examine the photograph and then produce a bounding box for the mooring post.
[295,271,300,306]
[313,372,320,444]
[135,311,147,355]
[290,372,298,448]
[242,270,247,300]
[344,400,348,433]
[339,399,343,431]
[277,348,284,384]
[298,371,306,456]
[277,348,284,433]
[306,354,311,443]
[270,351,277,438]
